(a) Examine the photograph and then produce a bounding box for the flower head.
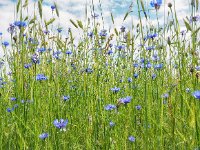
[36,74,47,81]
[110,87,120,93]
[128,136,136,142]
[39,133,49,140]
[53,119,68,129]
[14,21,27,28]
[2,41,9,47]
[193,90,200,99]
[119,96,132,104]
[109,121,115,127]
[150,0,162,10]
[104,104,116,111]
[63,95,70,101]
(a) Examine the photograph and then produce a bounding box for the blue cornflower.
[7,108,13,112]
[63,95,70,101]
[162,93,169,98]
[152,74,157,80]
[128,77,132,83]
[136,105,141,110]
[53,119,68,130]
[190,15,200,23]
[128,136,136,142]
[193,90,200,99]
[119,96,132,104]
[66,50,72,55]
[0,32,2,36]
[7,23,16,34]
[51,5,56,10]
[53,51,61,59]
[144,33,157,40]
[99,29,107,37]
[2,41,9,47]
[57,28,62,33]
[85,68,93,73]
[10,97,16,101]
[107,50,113,55]
[88,31,93,38]
[24,63,32,69]
[134,73,139,78]
[31,54,40,64]
[36,74,47,81]
[195,66,200,71]
[133,63,139,68]
[110,87,120,93]
[146,46,155,51]
[39,133,49,140]
[37,47,46,53]
[104,104,116,111]
[43,30,50,35]
[14,21,27,28]
[150,0,162,9]
[152,54,159,61]
[154,64,163,70]
[116,45,125,51]
[120,26,126,32]
[109,121,115,127]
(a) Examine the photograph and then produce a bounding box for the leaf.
[17,0,21,13]
[114,28,118,36]
[70,19,78,28]
[24,16,28,21]
[45,18,55,26]
[111,13,114,24]
[23,0,28,8]
[29,17,37,24]
[38,0,42,19]
[192,27,200,36]
[54,2,59,17]
[183,19,192,31]
[77,20,83,29]
[123,12,129,21]
[140,0,145,14]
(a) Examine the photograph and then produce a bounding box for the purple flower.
[128,77,132,83]
[88,31,93,38]
[66,50,72,55]
[190,15,200,23]
[51,5,56,10]
[31,54,40,64]
[109,121,115,127]
[120,26,126,32]
[193,90,200,99]
[195,66,200,71]
[7,23,16,34]
[39,133,49,140]
[154,64,163,70]
[14,21,27,28]
[36,74,47,81]
[57,28,62,33]
[2,41,9,47]
[128,136,136,142]
[24,63,32,69]
[63,95,70,101]
[119,96,132,104]
[152,74,157,80]
[110,87,120,93]
[162,93,169,98]
[116,45,125,51]
[136,105,141,110]
[107,50,113,55]
[150,0,162,9]
[104,104,116,111]
[53,119,68,129]
[134,73,139,78]
[37,47,46,53]
[10,97,16,101]
[99,29,107,37]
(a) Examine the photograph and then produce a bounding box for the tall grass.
[0,0,200,149]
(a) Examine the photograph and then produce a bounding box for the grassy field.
[0,0,200,149]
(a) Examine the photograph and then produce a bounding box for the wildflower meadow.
[0,0,200,149]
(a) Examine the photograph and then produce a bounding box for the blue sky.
[0,0,196,45]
